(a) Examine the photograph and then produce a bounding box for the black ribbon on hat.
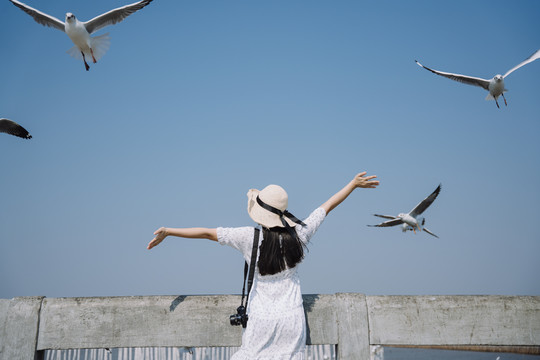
[256,196,306,241]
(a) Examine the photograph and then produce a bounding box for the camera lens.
[230,305,248,327]
[230,314,240,326]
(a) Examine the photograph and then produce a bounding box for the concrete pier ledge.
[1,294,539,360]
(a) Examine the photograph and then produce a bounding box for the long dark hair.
[257,226,307,276]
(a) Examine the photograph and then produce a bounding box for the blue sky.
[1,0,539,299]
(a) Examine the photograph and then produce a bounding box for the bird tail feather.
[66,33,111,62]
[91,33,111,61]
[66,45,83,60]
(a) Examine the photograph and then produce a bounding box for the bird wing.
[84,0,153,34]
[415,60,490,91]
[373,214,398,220]
[9,0,65,32]
[409,184,441,217]
[0,118,32,139]
[503,49,540,78]
[422,227,439,239]
[368,218,403,228]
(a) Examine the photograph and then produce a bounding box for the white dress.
[217,207,326,360]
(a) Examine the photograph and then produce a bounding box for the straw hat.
[247,185,296,228]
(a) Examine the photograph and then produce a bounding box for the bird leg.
[502,93,508,106]
[81,51,90,71]
[90,48,97,64]
[495,98,500,108]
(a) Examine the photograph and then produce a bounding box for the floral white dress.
[217,207,326,360]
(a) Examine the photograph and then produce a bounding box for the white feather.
[66,33,110,61]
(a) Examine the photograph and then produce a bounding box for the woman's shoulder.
[303,207,326,226]
[217,226,256,234]
[216,226,259,259]
[295,207,326,244]
[216,226,257,244]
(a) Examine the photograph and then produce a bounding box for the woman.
[147,171,379,359]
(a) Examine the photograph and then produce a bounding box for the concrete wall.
[1,294,539,360]
[0,297,44,360]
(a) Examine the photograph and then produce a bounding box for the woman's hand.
[147,227,168,249]
[147,227,218,249]
[352,171,379,189]
[321,171,379,214]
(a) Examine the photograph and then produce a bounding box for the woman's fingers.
[148,237,160,249]
[356,171,367,178]
[355,172,379,188]
[148,228,166,249]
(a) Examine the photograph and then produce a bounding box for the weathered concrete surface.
[1,294,539,360]
[37,294,340,350]
[37,295,244,350]
[367,295,540,346]
[336,293,370,359]
[0,297,44,360]
[0,300,9,334]
[303,294,338,345]
[0,299,10,354]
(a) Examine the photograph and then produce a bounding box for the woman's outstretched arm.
[147,227,218,249]
[320,171,379,215]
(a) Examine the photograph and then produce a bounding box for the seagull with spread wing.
[416,49,540,108]
[0,118,32,139]
[368,184,441,238]
[9,0,154,71]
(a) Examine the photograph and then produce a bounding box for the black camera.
[229,305,248,328]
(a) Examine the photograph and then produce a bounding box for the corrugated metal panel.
[44,345,337,359]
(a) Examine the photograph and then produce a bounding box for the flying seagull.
[9,0,154,71]
[0,118,32,139]
[368,184,441,238]
[416,49,540,108]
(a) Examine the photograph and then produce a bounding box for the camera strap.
[241,228,260,309]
